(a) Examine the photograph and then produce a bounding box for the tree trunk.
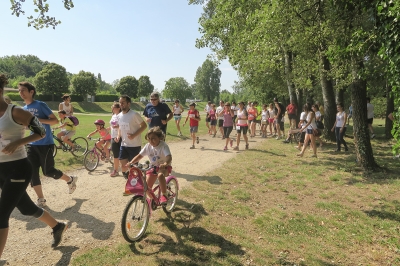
[336,88,345,105]
[319,54,336,141]
[351,60,379,171]
[284,50,297,106]
[385,84,394,138]
[296,88,304,121]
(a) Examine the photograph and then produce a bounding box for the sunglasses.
[150,98,158,101]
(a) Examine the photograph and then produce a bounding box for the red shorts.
[146,165,172,176]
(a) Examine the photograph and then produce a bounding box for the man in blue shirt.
[19,82,78,208]
[143,92,173,135]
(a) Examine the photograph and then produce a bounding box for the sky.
[0,0,238,93]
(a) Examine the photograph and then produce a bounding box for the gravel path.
[1,132,267,265]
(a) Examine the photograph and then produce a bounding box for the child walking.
[183,102,201,149]
[127,127,172,204]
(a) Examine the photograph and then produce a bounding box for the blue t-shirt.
[143,103,172,131]
[23,100,54,145]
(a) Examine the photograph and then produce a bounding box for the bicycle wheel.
[121,195,150,243]
[52,144,58,157]
[83,151,99,171]
[71,137,88,157]
[163,178,178,213]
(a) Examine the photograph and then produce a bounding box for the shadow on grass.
[364,200,400,223]
[128,200,245,265]
[172,170,222,185]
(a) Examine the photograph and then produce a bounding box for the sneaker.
[233,146,239,151]
[190,145,195,149]
[110,170,119,177]
[67,176,78,194]
[178,132,182,136]
[283,139,290,143]
[160,195,168,205]
[223,146,228,151]
[245,144,249,150]
[196,137,199,144]
[230,139,233,147]
[371,134,375,139]
[37,198,47,208]
[51,222,68,248]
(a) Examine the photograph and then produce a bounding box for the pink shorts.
[146,165,172,176]
[268,118,274,124]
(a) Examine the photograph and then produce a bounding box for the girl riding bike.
[87,119,111,162]
[126,127,172,205]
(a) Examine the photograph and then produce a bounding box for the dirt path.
[2,132,267,266]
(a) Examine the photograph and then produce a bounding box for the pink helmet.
[94,119,105,125]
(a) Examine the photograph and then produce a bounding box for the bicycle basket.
[124,168,144,195]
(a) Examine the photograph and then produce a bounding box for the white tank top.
[60,102,72,115]
[306,112,317,130]
[236,109,248,126]
[336,111,347,128]
[173,105,182,115]
[0,105,27,162]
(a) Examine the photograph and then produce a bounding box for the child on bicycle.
[54,110,76,150]
[87,119,111,162]
[127,127,172,205]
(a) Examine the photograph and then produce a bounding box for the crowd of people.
[0,71,394,258]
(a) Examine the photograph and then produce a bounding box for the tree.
[194,59,221,101]
[70,71,98,101]
[35,63,70,101]
[115,76,139,98]
[10,0,74,29]
[163,77,192,104]
[0,55,47,78]
[138,76,154,97]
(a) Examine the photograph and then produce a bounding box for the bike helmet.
[94,119,105,125]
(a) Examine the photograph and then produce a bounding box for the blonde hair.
[145,126,165,141]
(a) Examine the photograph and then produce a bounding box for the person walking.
[143,92,173,136]
[218,102,235,150]
[367,97,375,139]
[172,99,184,136]
[286,99,297,130]
[110,102,122,177]
[297,103,318,157]
[19,82,78,208]
[204,101,212,134]
[0,75,67,258]
[216,100,225,138]
[59,94,73,116]
[183,102,201,149]
[116,95,147,178]
[233,102,249,150]
[331,102,349,152]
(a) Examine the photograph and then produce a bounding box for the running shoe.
[37,198,47,208]
[245,144,249,150]
[223,146,228,151]
[160,195,168,205]
[190,145,195,149]
[196,137,199,144]
[67,176,78,194]
[233,146,239,151]
[51,222,68,248]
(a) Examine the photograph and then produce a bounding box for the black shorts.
[223,126,233,138]
[210,120,217,126]
[367,118,373,124]
[111,138,121,159]
[119,146,141,161]
[206,116,211,123]
[288,114,296,120]
[236,125,248,135]
[218,120,224,127]
[253,120,261,124]
[300,132,306,143]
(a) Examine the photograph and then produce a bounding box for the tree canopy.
[163,77,192,103]
[35,63,70,100]
[138,76,155,97]
[70,71,98,100]
[194,59,221,102]
[115,76,139,98]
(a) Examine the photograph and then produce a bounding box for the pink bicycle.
[121,162,179,243]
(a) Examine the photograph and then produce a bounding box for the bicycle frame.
[87,138,111,160]
[124,165,179,216]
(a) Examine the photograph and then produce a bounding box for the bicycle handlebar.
[129,161,156,174]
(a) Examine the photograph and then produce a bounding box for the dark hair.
[18,82,36,97]
[175,99,180,103]
[312,104,319,111]
[62,94,70,100]
[336,102,344,108]
[120,95,131,103]
[145,126,165,141]
[273,97,279,102]
[232,101,236,105]
[303,104,310,112]
[58,110,66,114]
[0,74,8,89]
[366,97,371,102]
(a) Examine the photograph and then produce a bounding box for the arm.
[128,154,144,165]
[160,155,172,169]
[2,108,44,155]
[39,113,59,126]
[58,103,63,111]
[127,121,147,140]
[340,113,347,131]
[166,112,173,122]
[183,113,189,126]
[87,129,98,138]
[300,113,314,131]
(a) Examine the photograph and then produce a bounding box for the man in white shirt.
[216,100,225,138]
[116,95,147,178]
[366,97,375,139]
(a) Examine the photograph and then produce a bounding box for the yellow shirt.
[319,105,325,115]
[61,117,76,131]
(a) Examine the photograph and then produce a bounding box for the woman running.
[172,99,184,136]
[218,102,235,150]
[297,103,318,157]
[312,104,324,149]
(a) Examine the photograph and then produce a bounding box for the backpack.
[68,116,79,126]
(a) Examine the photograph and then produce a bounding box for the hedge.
[5,93,84,102]
[94,94,120,102]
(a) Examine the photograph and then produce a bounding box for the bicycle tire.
[121,195,150,243]
[52,144,58,157]
[163,178,178,213]
[71,137,88,157]
[83,151,99,171]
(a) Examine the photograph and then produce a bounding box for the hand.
[183,122,186,127]
[114,137,119,142]
[161,119,167,125]
[2,141,21,155]
[127,133,135,140]
[146,117,151,122]
[331,128,334,132]
[340,128,343,132]
[125,162,131,168]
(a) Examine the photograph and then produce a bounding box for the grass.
[71,118,400,265]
